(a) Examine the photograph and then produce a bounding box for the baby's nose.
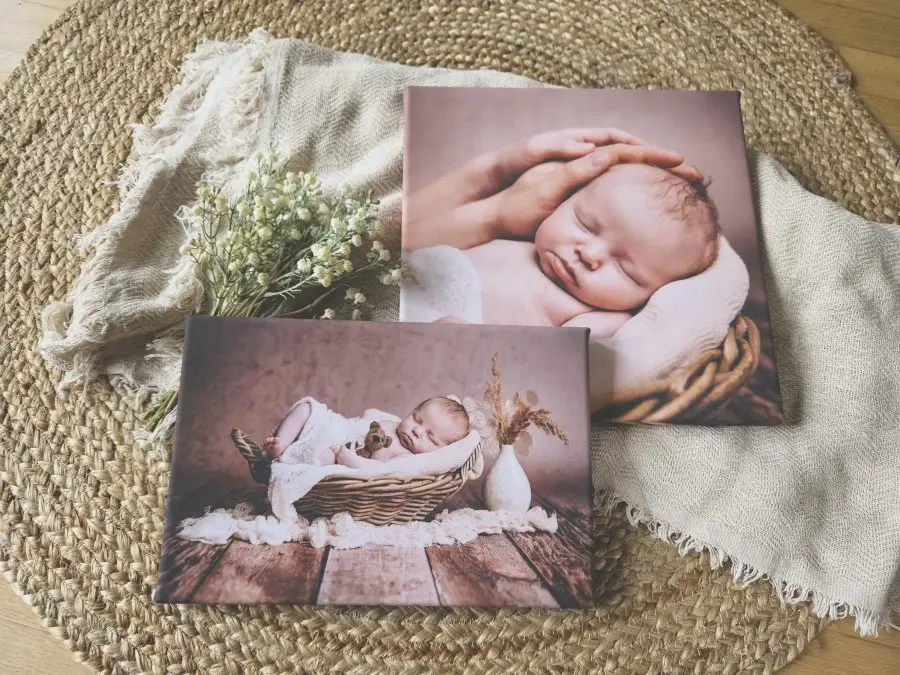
[580,240,609,269]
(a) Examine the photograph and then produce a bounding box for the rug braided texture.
[1,0,898,673]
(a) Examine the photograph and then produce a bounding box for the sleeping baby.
[402,163,721,338]
[232,395,471,483]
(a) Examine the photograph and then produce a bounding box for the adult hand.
[403,128,703,251]
[405,128,647,251]
[488,143,704,240]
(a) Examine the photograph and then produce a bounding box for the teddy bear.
[340,420,394,459]
[357,420,393,458]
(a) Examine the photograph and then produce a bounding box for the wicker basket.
[295,442,484,525]
[595,315,761,424]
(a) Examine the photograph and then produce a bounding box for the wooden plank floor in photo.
[154,483,593,608]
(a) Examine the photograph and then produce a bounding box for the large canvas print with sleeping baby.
[400,87,783,425]
[154,317,593,608]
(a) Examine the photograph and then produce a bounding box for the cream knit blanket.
[38,31,900,633]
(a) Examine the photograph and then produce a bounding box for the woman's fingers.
[667,162,705,183]
[493,127,649,184]
[535,144,680,199]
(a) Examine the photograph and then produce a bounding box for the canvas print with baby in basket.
[400,87,783,425]
[155,317,593,608]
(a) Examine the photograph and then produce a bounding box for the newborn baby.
[443,164,720,337]
[232,395,471,483]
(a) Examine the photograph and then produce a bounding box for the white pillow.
[590,236,749,409]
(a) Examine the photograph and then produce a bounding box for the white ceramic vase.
[482,443,531,513]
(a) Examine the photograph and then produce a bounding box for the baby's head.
[396,396,470,454]
[534,164,720,311]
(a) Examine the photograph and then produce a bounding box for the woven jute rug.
[2,1,898,673]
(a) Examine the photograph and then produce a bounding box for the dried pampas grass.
[484,353,568,446]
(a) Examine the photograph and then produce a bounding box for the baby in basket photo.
[231,395,472,483]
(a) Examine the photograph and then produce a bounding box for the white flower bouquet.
[144,150,400,432]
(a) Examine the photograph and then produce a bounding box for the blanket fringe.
[40,31,276,393]
[597,491,898,637]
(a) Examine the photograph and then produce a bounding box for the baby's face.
[396,400,466,454]
[534,165,710,311]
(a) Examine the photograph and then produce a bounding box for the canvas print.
[154,317,593,608]
[400,87,783,425]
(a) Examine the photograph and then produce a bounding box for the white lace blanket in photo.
[37,31,900,633]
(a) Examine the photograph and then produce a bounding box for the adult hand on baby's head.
[489,127,650,189]
[490,142,704,240]
[403,126,703,252]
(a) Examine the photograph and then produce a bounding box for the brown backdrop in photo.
[169,317,592,519]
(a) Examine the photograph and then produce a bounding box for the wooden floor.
[1,0,898,672]
[155,485,593,608]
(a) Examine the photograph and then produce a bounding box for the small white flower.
[228,261,240,272]
[379,249,390,261]
[248,252,261,267]
[296,207,311,221]
[322,309,335,320]
[253,206,266,222]
[321,274,333,288]
[343,260,353,273]
[179,242,193,255]
[354,292,366,305]
[390,268,402,282]
[330,217,342,231]
[290,228,302,241]
[347,215,358,232]
[247,170,258,184]
[351,234,363,247]
[260,174,271,187]
[191,204,203,216]
[371,240,383,251]
[296,259,312,273]
[380,273,392,285]
[237,202,250,217]
[345,287,359,300]
[314,265,327,280]
[285,171,297,184]
[318,203,330,215]
[276,195,290,209]
[215,195,228,211]
[256,272,271,285]
[351,309,362,320]
[340,243,352,256]
[311,243,327,259]
[198,186,212,200]
[257,226,273,241]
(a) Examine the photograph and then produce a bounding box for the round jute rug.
[2,1,897,673]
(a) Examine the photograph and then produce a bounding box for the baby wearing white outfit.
[238,395,471,476]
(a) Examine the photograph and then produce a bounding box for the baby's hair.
[650,170,721,277]
[417,396,471,438]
